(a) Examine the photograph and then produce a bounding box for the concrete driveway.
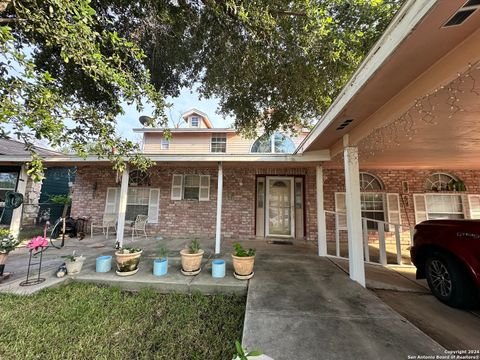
[329,258,480,351]
[242,252,445,360]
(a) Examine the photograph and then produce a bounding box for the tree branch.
[0,17,24,24]
[271,10,306,17]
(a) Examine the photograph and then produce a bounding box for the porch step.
[73,257,248,295]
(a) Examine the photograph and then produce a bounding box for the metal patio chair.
[90,213,117,239]
[125,214,149,242]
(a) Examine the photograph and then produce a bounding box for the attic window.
[191,117,199,127]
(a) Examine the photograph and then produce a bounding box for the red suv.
[411,220,480,309]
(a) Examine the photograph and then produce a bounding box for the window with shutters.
[361,193,385,230]
[104,187,160,223]
[414,193,464,223]
[171,174,210,201]
[334,173,396,231]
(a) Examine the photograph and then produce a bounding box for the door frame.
[265,176,295,237]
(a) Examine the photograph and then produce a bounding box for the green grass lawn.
[0,283,246,360]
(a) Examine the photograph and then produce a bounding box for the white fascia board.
[0,150,330,164]
[295,0,437,154]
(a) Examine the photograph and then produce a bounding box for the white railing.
[324,210,414,266]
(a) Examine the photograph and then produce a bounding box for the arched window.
[129,170,150,186]
[251,132,295,154]
[251,134,272,153]
[359,172,384,191]
[424,173,460,192]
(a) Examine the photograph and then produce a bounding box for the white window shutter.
[414,194,428,224]
[148,188,160,223]
[199,175,210,201]
[171,175,183,200]
[104,188,119,214]
[386,193,401,231]
[334,192,347,230]
[468,194,480,219]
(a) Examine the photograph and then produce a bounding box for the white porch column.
[115,166,129,248]
[343,145,366,287]
[9,165,28,239]
[316,165,327,256]
[215,162,223,254]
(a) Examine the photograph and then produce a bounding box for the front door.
[266,177,295,237]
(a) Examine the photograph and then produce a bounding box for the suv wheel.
[425,252,478,309]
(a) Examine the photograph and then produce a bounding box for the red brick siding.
[71,166,480,244]
[70,166,318,241]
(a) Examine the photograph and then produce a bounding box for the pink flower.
[27,236,49,251]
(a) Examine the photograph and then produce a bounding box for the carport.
[296,0,480,286]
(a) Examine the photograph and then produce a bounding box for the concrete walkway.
[242,253,445,360]
[0,235,248,295]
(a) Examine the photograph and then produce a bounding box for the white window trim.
[171,174,210,201]
[210,133,227,153]
[335,191,390,231]
[359,172,384,191]
[424,172,459,191]
[190,116,200,127]
[414,193,465,223]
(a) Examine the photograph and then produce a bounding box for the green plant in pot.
[180,239,204,275]
[232,243,256,279]
[233,340,263,360]
[115,247,142,276]
[153,245,168,276]
[0,229,20,277]
[61,251,86,275]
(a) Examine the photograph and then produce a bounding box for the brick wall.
[70,165,318,242]
[71,165,480,244]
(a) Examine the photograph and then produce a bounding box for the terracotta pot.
[115,250,142,273]
[180,249,204,272]
[65,256,86,275]
[0,253,7,265]
[232,255,255,276]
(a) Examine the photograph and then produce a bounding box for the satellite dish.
[139,115,154,127]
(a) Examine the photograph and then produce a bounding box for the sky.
[115,85,234,142]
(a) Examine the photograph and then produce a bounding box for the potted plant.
[180,239,204,275]
[153,245,168,276]
[232,243,256,279]
[0,229,20,277]
[115,247,142,276]
[61,251,86,275]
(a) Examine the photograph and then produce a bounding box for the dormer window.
[191,116,199,127]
